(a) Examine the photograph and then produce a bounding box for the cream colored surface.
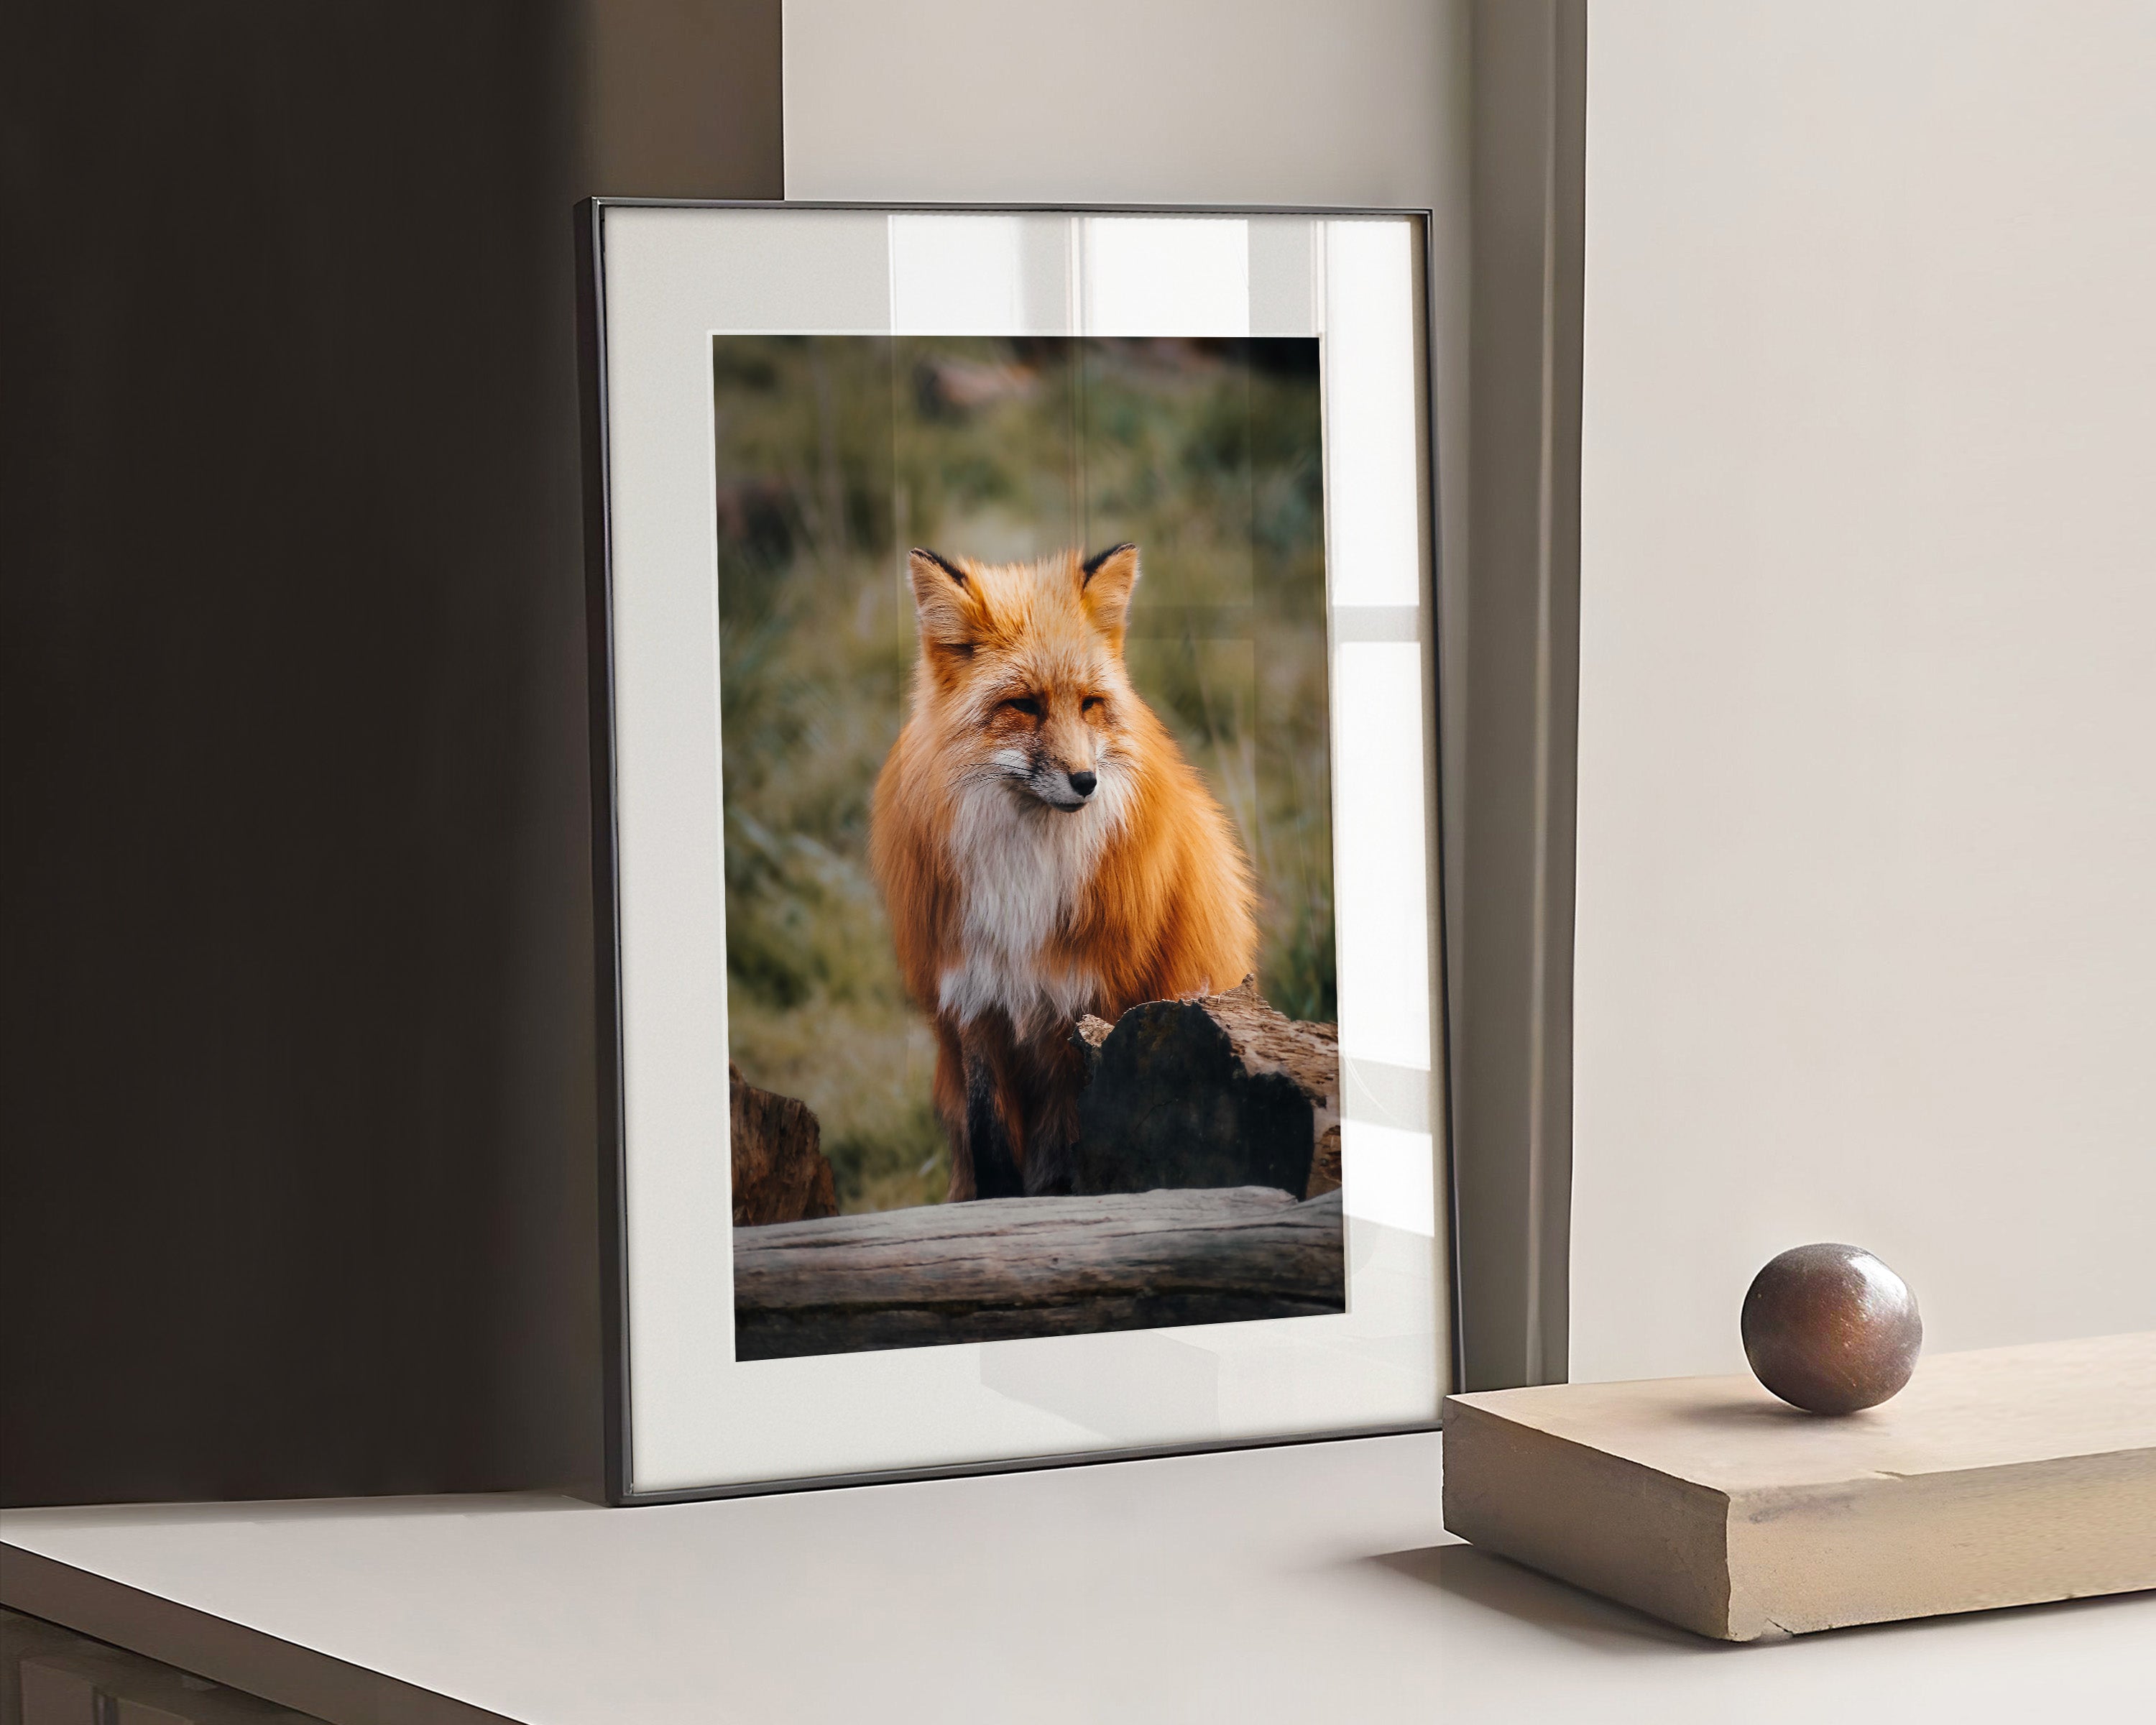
[1572,1,2156,1381]
[1445,1335,2156,1640]
[8,1434,2155,1722]
[1455,1333,2156,1487]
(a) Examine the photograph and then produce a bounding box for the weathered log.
[1071,978,1339,1200]
[729,1062,838,1226]
[734,1187,1345,1361]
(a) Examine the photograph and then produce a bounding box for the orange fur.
[869,544,1258,1199]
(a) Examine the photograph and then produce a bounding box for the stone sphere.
[1741,1243,1922,1414]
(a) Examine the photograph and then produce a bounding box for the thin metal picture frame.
[574,197,1459,1505]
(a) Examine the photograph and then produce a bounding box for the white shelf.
[4,1433,2150,1724]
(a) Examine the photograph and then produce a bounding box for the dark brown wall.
[0,1,780,1506]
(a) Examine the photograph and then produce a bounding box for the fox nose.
[1068,770,1097,799]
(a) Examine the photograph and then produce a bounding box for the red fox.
[870,543,1259,1200]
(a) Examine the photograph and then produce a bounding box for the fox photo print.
[716,333,1345,1361]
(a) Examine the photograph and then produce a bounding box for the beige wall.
[1572,1,2156,1379]
[780,1,2156,1386]
[783,0,1460,212]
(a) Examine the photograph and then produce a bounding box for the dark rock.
[729,1063,839,1226]
[1072,978,1339,1200]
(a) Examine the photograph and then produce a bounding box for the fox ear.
[1079,542,1141,636]
[907,548,980,651]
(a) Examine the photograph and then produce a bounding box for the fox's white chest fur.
[938,769,1129,1035]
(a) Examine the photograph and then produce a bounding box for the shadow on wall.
[0,1,780,1507]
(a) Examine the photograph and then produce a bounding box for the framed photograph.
[577,200,1450,1502]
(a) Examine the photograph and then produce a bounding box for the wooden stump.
[728,1063,839,1226]
[1307,1124,1342,1198]
[1072,978,1339,1200]
[734,1187,1345,1360]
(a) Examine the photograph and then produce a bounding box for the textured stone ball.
[1741,1243,1922,1414]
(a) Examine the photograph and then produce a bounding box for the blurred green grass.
[714,335,1333,1213]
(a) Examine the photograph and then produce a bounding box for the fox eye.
[1081,696,1104,714]
[1003,695,1044,720]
